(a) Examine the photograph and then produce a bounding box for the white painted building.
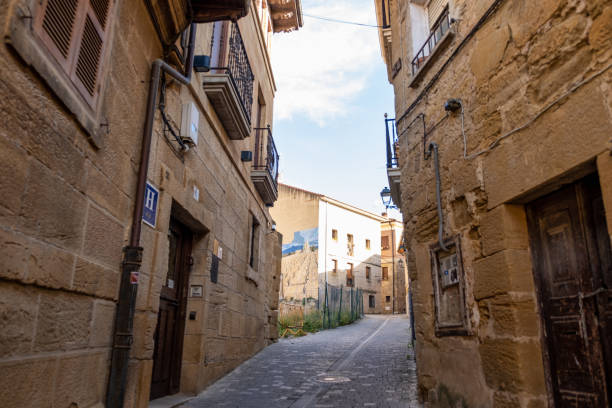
[317,196,386,311]
[272,184,388,314]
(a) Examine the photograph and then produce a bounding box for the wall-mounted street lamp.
[380,186,398,210]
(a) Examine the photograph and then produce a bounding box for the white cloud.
[271,0,381,125]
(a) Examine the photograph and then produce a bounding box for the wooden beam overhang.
[268,0,303,32]
[145,0,251,46]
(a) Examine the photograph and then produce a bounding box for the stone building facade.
[376,0,612,406]
[0,1,301,407]
[381,218,408,314]
[272,184,407,315]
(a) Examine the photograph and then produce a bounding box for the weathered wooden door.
[527,174,612,407]
[150,220,193,400]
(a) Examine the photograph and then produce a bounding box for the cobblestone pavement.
[183,315,420,408]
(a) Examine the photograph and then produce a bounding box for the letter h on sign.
[142,182,159,228]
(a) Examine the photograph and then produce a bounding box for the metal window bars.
[228,23,254,120]
[254,127,279,183]
[411,7,451,75]
[385,115,398,168]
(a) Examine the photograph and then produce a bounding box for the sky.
[270,0,401,219]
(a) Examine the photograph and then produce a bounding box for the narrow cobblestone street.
[183,315,419,408]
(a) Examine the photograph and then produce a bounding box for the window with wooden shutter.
[428,0,447,28]
[34,0,113,108]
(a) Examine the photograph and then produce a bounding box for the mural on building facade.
[282,227,319,255]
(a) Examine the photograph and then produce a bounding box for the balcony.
[203,22,253,140]
[409,7,455,88]
[251,127,279,205]
[384,115,401,208]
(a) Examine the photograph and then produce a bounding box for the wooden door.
[527,174,612,407]
[150,220,193,400]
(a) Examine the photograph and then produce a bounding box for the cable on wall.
[461,62,612,160]
[396,0,506,126]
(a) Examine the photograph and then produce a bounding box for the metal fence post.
[338,285,343,325]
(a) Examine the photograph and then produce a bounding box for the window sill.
[408,27,456,89]
[8,3,108,149]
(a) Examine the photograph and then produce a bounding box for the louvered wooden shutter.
[428,0,447,28]
[36,0,80,72]
[35,0,112,108]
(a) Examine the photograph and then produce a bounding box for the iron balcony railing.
[228,23,254,120]
[254,127,279,183]
[411,7,451,75]
[384,114,398,168]
[210,22,254,121]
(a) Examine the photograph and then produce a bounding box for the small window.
[382,266,389,281]
[249,215,260,269]
[366,266,371,280]
[346,263,354,287]
[347,234,354,256]
[369,295,375,308]
[386,295,391,303]
[332,229,338,241]
[365,239,371,250]
[381,235,390,250]
[332,259,338,273]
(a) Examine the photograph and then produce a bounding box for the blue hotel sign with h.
[142,182,159,228]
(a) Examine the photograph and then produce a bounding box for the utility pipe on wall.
[426,141,449,252]
[106,23,197,408]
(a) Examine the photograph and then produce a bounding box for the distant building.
[375,0,612,406]
[381,218,407,314]
[272,184,407,314]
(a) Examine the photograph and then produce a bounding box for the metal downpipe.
[427,142,449,251]
[106,23,197,408]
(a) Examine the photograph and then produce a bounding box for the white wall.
[317,200,382,297]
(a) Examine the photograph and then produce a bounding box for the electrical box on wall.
[439,252,459,288]
[430,235,470,337]
[180,102,199,145]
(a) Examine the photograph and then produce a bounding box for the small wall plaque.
[142,182,159,228]
[190,285,203,297]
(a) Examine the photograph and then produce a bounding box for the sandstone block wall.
[383,0,612,406]
[0,1,283,407]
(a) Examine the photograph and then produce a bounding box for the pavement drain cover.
[316,374,351,383]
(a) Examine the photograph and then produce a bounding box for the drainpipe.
[105,23,197,408]
[426,141,449,251]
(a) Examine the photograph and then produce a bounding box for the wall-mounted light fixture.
[444,98,462,112]
[380,186,398,210]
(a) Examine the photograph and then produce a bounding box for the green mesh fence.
[319,283,364,329]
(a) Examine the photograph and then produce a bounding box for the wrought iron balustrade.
[210,22,254,121]
[385,115,398,168]
[228,23,254,120]
[254,127,279,184]
[411,7,451,74]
